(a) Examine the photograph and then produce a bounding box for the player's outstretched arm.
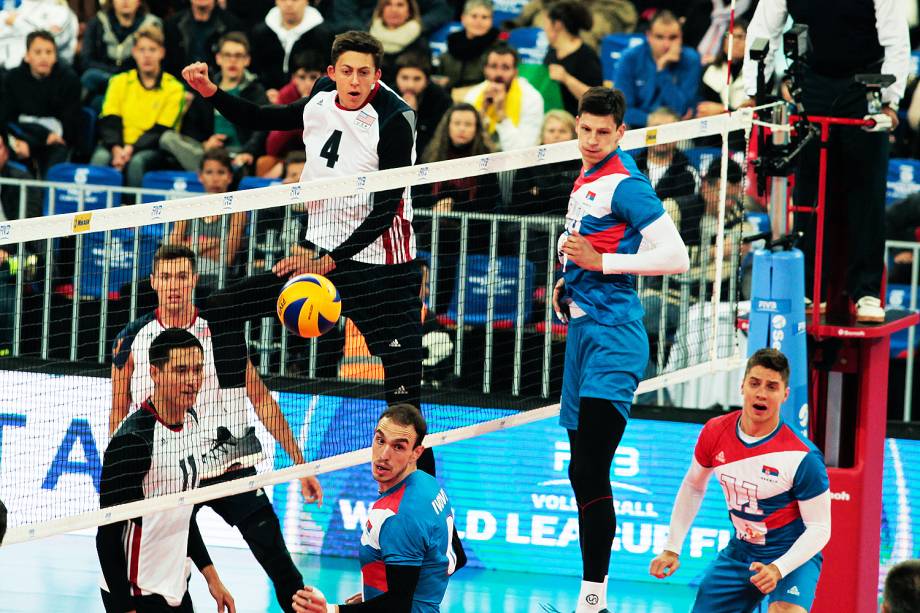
[182,62,307,131]
[650,457,712,579]
[244,360,323,506]
[293,565,421,613]
[109,337,134,435]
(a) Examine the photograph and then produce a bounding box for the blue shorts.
[692,541,822,613]
[560,316,648,430]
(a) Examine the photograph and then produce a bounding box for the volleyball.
[277,273,342,338]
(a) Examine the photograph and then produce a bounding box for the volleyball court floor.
[0,533,697,612]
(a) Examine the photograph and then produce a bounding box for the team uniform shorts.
[692,540,822,612]
[560,316,648,430]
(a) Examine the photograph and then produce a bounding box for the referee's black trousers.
[793,67,890,303]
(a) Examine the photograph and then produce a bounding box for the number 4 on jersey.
[320,130,343,168]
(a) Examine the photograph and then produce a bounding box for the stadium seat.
[507,27,549,65]
[600,33,645,85]
[492,0,528,26]
[887,158,920,206]
[238,176,281,190]
[429,21,462,65]
[140,170,204,203]
[79,226,162,300]
[886,284,920,358]
[446,255,535,327]
[43,163,123,215]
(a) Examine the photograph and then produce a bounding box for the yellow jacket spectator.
[91,24,184,187]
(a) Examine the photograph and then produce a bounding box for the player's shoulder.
[112,406,157,446]
[113,311,158,361]
[773,421,821,455]
[700,411,740,442]
[368,81,414,125]
[311,76,337,97]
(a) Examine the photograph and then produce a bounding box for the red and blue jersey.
[560,148,665,324]
[359,471,457,612]
[695,412,830,560]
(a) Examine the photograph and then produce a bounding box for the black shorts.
[102,588,193,612]
[199,466,272,526]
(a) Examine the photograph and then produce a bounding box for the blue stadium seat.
[429,22,462,64]
[600,33,645,85]
[43,163,123,215]
[887,284,920,358]
[507,27,549,65]
[447,255,535,327]
[887,158,920,205]
[238,176,281,190]
[492,0,528,26]
[140,171,204,203]
[79,227,162,299]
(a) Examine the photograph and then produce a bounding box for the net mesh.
[0,111,752,545]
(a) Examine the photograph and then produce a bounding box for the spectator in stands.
[169,148,247,290]
[80,0,162,112]
[614,10,701,128]
[882,559,920,613]
[543,0,602,117]
[91,24,184,187]
[0,135,42,351]
[224,0,274,28]
[327,0,451,36]
[885,193,920,284]
[507,109,579,271]
[163,0,244,77]
[416,102,500,312]
[437,0,499,101]
[509,0,638,52]
[249,0,334,91]
[370,0,429,86]
[697,18,749,117]
[0,30,80,178]
[67,0,97,22]
[632,107,697,217]
[395,51,451,158]
[256,49,323,177]
[695,0,754,65]
[464,43,544,151]
[160,31,268,172]
[0,0,79,70]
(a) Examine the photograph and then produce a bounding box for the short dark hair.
[703,156,744,184]
[578,87,627,126]
[290,49,325,74]
[379,403,428,448]
[744,348,790,385]
[331,31,384,71]
[395,50,432,77]
[487,42,519,67]
[217,31,250,55]
[547,1,593,37]
[650,9,681,30]
[149,328,203,370]
[884,560,920,613]
[26,30,57,51]
[200,147,233,172]
[153,244,197,274]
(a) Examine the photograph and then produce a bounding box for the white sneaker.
[856,296,885,323]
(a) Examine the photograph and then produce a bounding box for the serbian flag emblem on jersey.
[586,191,596,201]
[762,465,779,477]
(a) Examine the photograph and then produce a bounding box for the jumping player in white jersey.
[649,348,832,613]
[181,31,437,475]
[98,328,235,613]
[550,86,689,613]
[111,244,322,613]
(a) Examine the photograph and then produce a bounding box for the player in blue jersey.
[649,348,832,613]
[291,403,458,613]
[550,86,689,613]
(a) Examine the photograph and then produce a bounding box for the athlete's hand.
[208,579,236,613]
[649,550,681,579]
[562,230,603,272]
[293,586,335,613]
[182,62,218,98]
[749,562,782,594]
[300,475,324,507]
[551,277,569,324]
[273,253,336,278]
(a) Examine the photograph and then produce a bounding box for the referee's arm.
[327,111,415,263]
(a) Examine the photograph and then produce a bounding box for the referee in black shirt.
[743,0,909,323]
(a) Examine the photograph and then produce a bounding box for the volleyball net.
[0,109,754,546]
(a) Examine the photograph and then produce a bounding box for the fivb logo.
[289,184,302,199]
[479,157,490,171]
[150,204,164,221]
[222,194,234,211]
[0,224,10,241]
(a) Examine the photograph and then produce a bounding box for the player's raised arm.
[182,61,308,131]
[110,336,134,435]
[649,457,712,579]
